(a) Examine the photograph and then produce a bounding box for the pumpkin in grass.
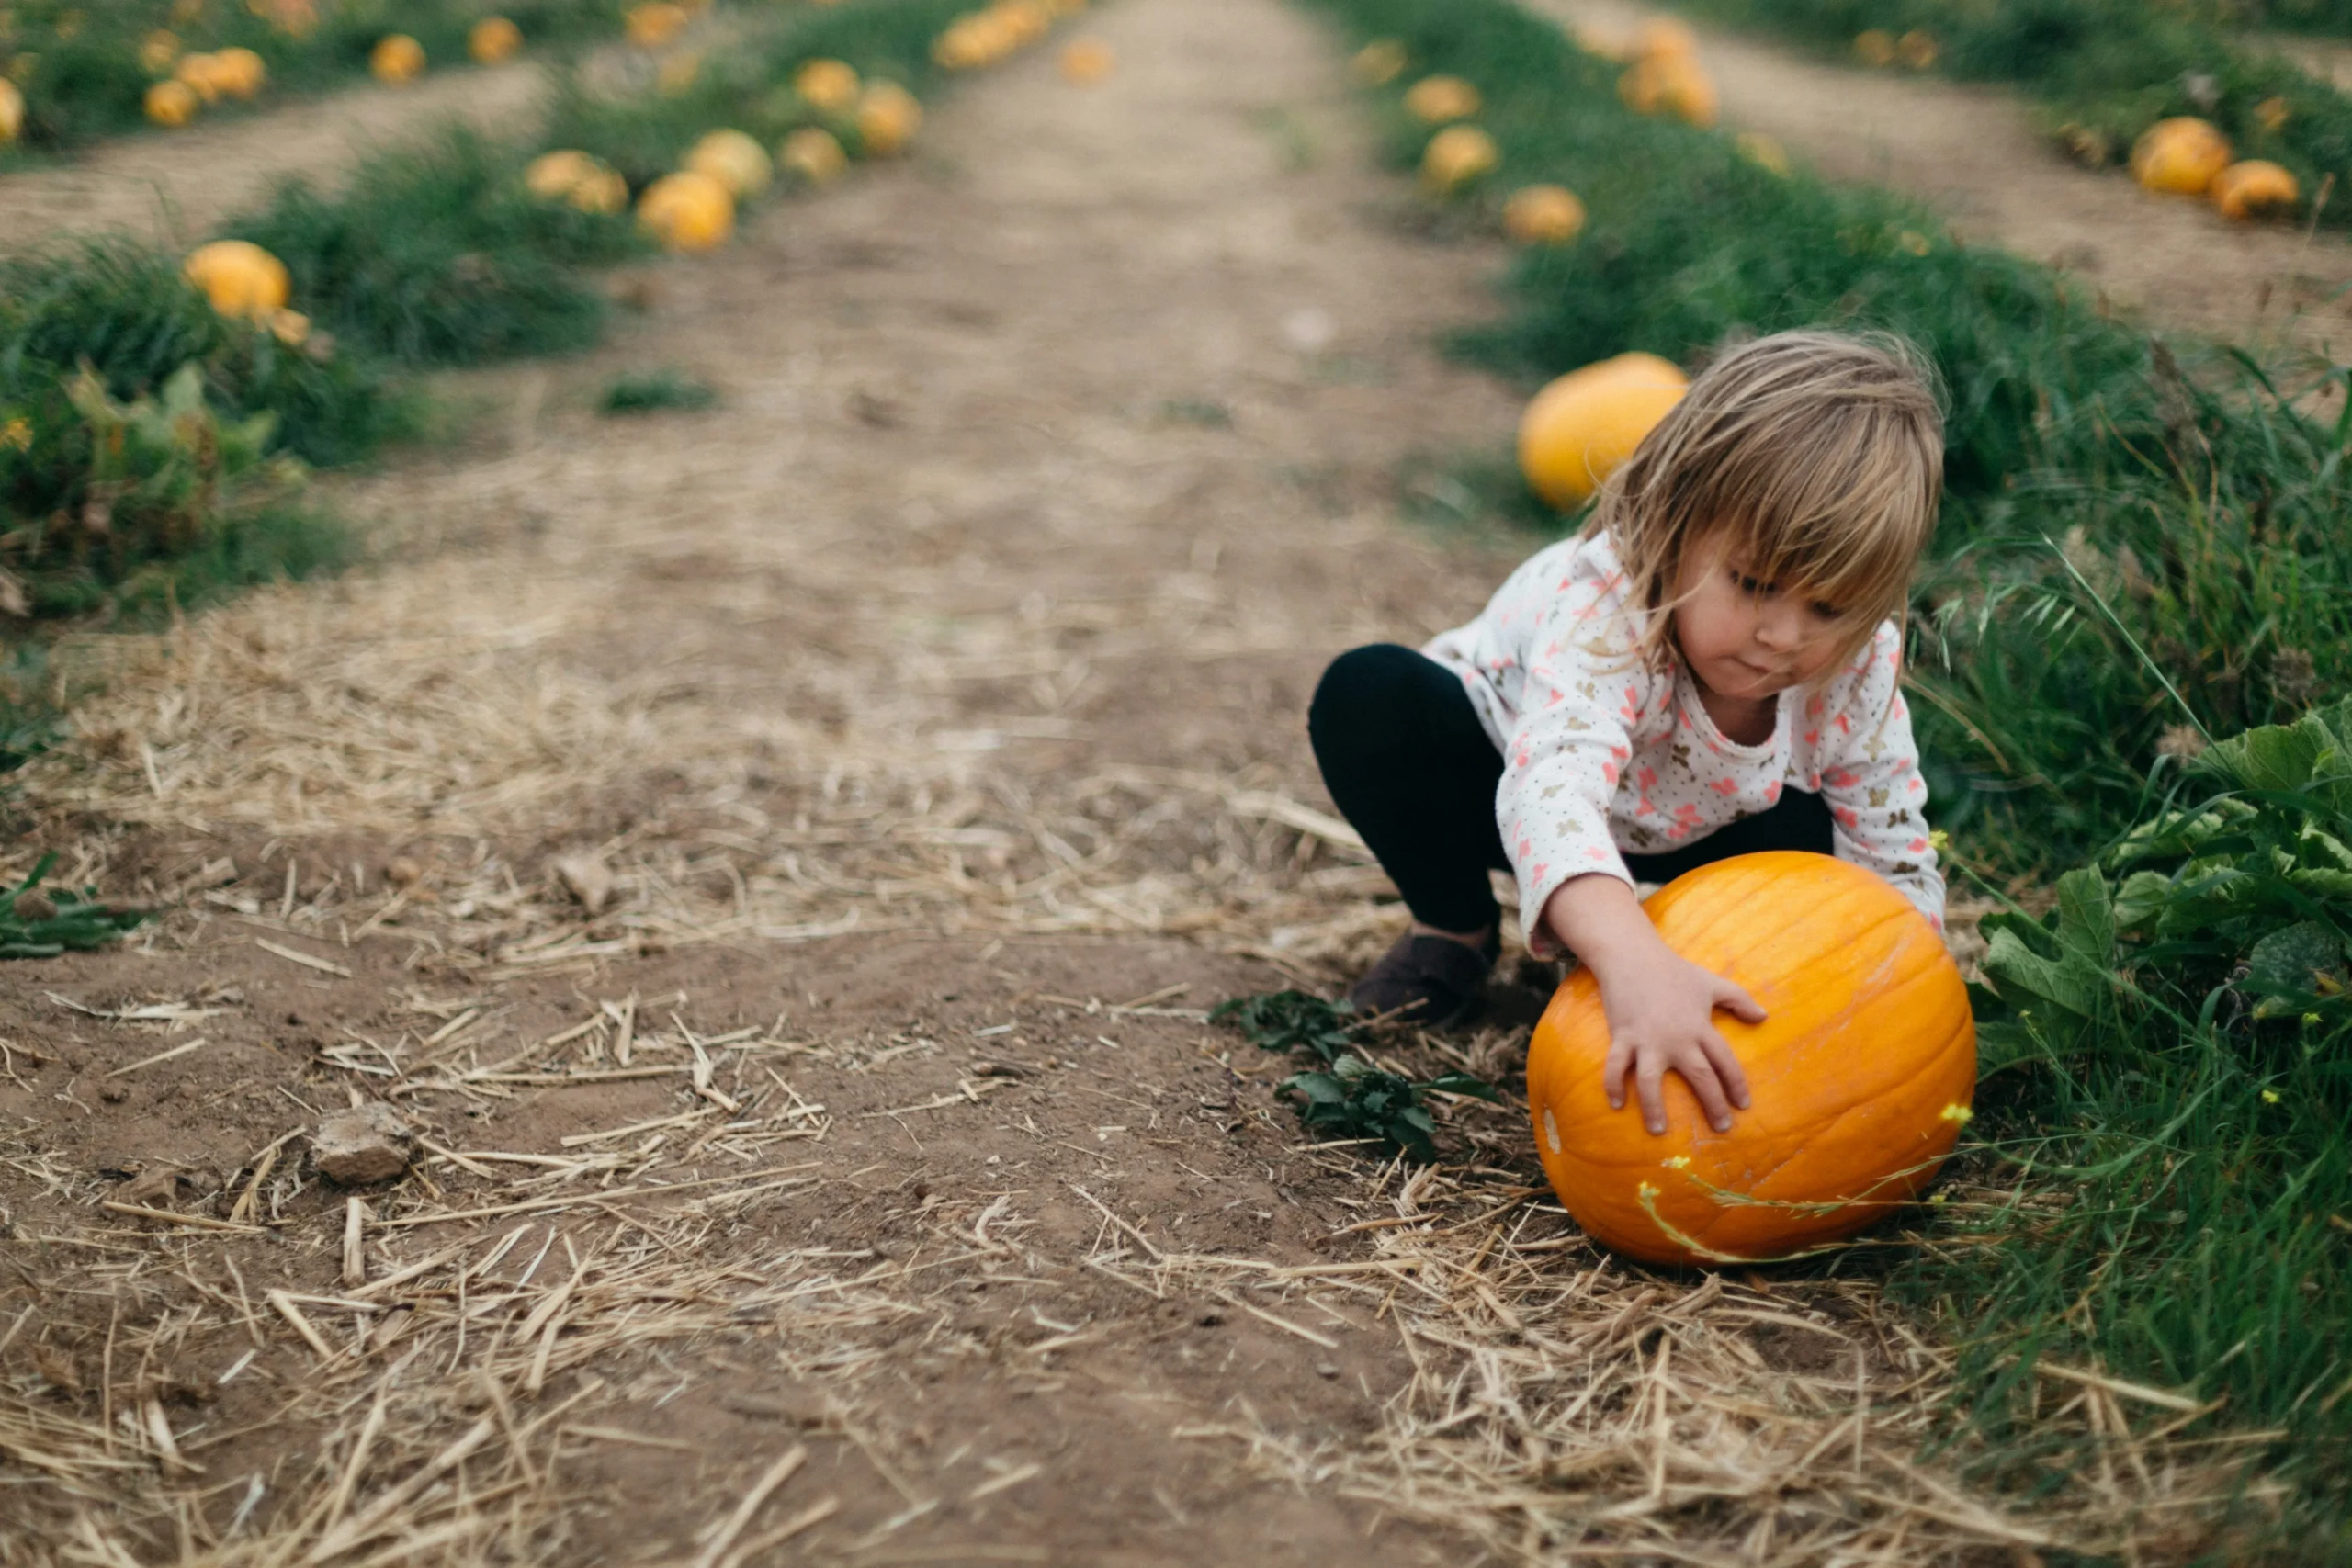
[779,125,848,186]
[793,57,860,112]
[1526,853,1974,1267]
[625,2,687,49]
[1420,124,1498,193]
[1403,73,1480,124]
[469,17,523,64]
[140,28,182,73]
[637,169,734,252]
[2131,117,2231,196]
[174,51,227,102]
[0,79,23,143]
[855,81,922,156]
[146,78,201,125]
[1517,351,1687,510]
[1351,38,1408,85]
[686,129,772,197]
[370,34,424,85]
[2212,159,2298,220]
[1502,183,1585,244]
[1617,52,1715,127]
[212,46,266,98]
[184,240,290,321]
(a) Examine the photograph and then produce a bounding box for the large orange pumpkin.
[1525,852,1974,1267]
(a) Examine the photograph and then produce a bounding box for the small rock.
[551,852,614,916]
[1315,1361,1340,1380]
[312,1103,413,1185]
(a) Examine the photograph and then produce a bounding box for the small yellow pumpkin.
[469,17,523,64]
[779,125,848,186]
[1526,853,1974,1267]
[0,79,23,143]
[1058,38,1114,84]
[1420,123,1498,193]
[184,239,291,320]
[1403,73,1480,124]
[1351,38,1407,85]
[1618,53,1715,127]
[1897,28,1938,69]
[139,28,182,74]
[369,34,424,85]
[211,46,266,99]
[624,2,687,49]
[2131,117,2232,196]
[686,128,772,197]
[2211,159,2298,220]
[1853,28,1894,67]
[145,78,201,126]
[855,81,922,157]
[637,168,734,252]
[526,149,627,213]
[1517,351,1688,510]
[1502,183,1585,244]
[793,57,860,112]
[174,51,226,102]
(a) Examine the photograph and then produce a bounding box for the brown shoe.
[1348,929,1500,1026]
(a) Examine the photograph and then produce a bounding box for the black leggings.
[1307,643,1835,934]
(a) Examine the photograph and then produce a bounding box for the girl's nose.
[1754,602,1804,650]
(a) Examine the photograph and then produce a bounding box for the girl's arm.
[1497,583,1657,961]
[1544,874,1762,1134]
[1810,624,1945,928]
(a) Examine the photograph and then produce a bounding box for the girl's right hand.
[1541,874,1763,1135]
[1590,942,1760,1135]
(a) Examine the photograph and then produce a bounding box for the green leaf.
[1982,869,2117,1019]
[2245,921,2348,1018]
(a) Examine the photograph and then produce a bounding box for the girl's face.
[1669,534,1853,703]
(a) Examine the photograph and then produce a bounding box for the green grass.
[1,238,384,620]
[225,125,640,367]
[599,367,718,413]
[1671,0,2352,222]
[1907,702,2352,1555]
[0,0,619,159]
[1306,0,2352,1546]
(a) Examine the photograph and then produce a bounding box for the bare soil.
[0,0,2238,1562]
[1536,0,2352,357]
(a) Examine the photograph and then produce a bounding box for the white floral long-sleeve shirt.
[1423,532,1942,959]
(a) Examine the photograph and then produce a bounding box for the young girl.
[1309,330,1945,1137]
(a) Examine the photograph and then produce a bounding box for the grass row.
[2,0,1037,761]
[1675,0,2352,220]
[0,0,617,158]
[1306,0,2352,1549]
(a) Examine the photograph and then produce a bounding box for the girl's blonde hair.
[1584,329,1945,674]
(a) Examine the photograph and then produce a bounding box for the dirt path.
[0,0,2202,1562]
[1536,0,2352,357]
[0,59,555,253]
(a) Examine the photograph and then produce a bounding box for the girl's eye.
[1731,569,1769,595]
[1809,600,1842,620]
